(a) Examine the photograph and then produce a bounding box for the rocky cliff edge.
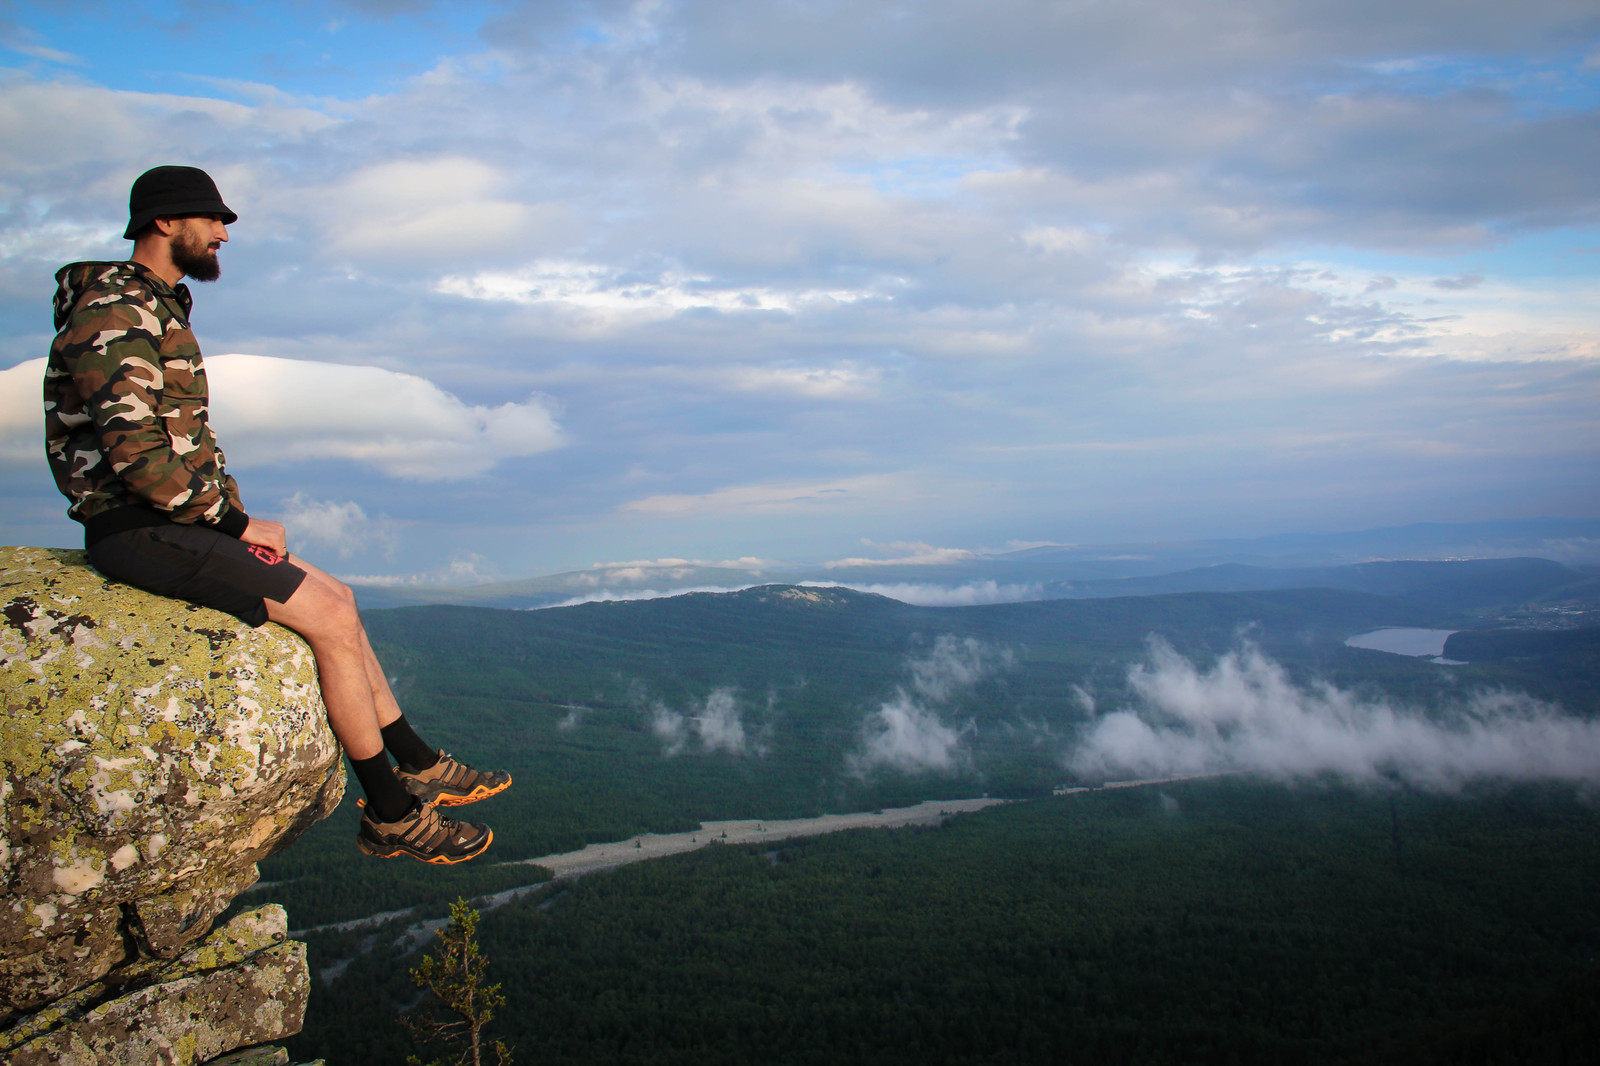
[1,545,344,1063]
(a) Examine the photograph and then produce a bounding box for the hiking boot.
[356,800,493,864]
[397,750,512,808]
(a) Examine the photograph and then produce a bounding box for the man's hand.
[241,518,288,556]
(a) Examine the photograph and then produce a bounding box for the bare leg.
[263,557,387,759]
[362,629,403,728]
[281,554,405,728]
[264,554,497,861]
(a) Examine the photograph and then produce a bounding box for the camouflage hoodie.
[45,261,249,544]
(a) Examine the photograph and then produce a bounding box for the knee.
[302,565,357,608]
[322,590,362,634]
[331,578,357,611]
[278,579,362,643]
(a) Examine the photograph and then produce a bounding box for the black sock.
[350,752,415,823]
[380,714,440,772]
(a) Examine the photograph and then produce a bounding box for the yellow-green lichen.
[1,546,345,1010]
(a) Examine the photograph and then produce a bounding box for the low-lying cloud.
[1068,640,1600,790]
[848,635,1006,775]
[651,687,762,757]
[848,697,967,776]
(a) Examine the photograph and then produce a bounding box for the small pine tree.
[402,898,513,1066]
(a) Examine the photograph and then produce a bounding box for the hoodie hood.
[52,261,191,332]
[52,262,122,332]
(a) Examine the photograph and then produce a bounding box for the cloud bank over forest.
[1,1,1596,574]
[651,687,766,758]
[849,636,1009,776]
[1069,640,1600,789]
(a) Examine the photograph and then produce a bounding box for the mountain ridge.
[348,517,1600,611]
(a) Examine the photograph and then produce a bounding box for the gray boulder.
[0,545,344,1041]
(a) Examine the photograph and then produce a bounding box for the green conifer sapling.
[403,898,513,1066]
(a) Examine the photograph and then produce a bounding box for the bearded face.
[168,217,223,282]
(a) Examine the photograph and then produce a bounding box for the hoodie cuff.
[214,507,250,539]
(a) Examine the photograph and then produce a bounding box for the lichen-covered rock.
[0,905,312,1065]
[204,1046,326,1066]
[0,546,345,1011]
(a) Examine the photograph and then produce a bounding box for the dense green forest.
[229,574,1600,1063]
[288,779,1600,1065]
[238,584,1598,927]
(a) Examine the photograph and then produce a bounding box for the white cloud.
[1068,639,1600,789]
[908,635,1011,701]
[651,703,689,757]
[849,695,966,775]
[602,566,693,582]
[205,354,563,480]
[1289,265,1600,362]
[0,359,44,467]
[649,687,759,756]
[619,474,904,517]
[326,158,562,261]
[0,78,335,231]
[0,220,121,262]
[340,551,500,587]
[3,37,84,65]
[694,688,752,755]
[3,354,563,481]
[825,539,979,567]
[438,259,883,320]
[848,635,1002,775]
[276,492,392,559]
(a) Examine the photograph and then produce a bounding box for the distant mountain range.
[349,517,1600,612]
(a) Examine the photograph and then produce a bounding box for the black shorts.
[87,524,307,629]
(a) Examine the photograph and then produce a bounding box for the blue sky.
[2,0,1597,584]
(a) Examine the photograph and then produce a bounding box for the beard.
[170,225,221,282]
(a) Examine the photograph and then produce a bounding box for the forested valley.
[290,781,1600,1065]
[228,566,1600,1063]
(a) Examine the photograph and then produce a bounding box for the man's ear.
[149,216,179,238]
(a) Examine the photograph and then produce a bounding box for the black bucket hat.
[124,165,238,240]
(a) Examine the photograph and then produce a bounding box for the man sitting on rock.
[44,165,510,865]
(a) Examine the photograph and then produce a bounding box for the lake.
[1344,627,1459,658]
